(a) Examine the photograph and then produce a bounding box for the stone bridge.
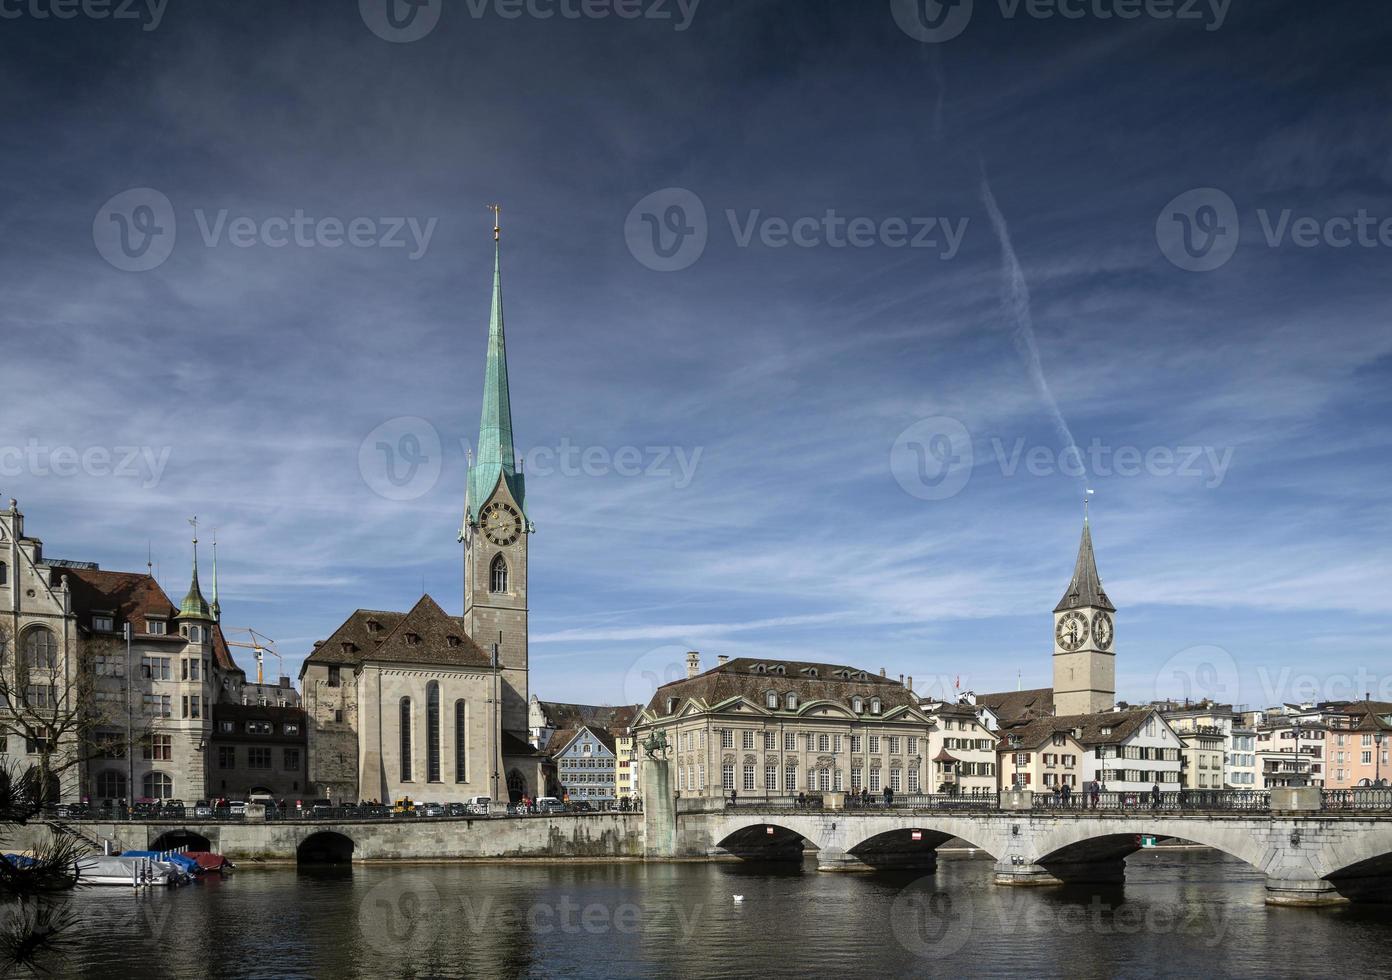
[672,806,1392,906]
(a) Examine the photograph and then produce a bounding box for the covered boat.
[75,854,181,887]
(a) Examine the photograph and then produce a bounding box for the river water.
[37,851,1392,978]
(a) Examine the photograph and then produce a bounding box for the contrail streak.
[979,166,1089,486]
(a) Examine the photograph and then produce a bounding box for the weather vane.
[488,204,501,241]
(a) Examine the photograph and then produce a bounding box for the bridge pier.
[994,858,1126,887]
[817,847,937,873]
[1264,878,1349,908]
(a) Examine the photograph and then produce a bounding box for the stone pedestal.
[245,803,267,823]
[999,790,1033,811]
[641,757,675,858]
[1269,786,1321,812]
[993,861,1063,886]
[1265,877,1348,907]
[823,792,846,810]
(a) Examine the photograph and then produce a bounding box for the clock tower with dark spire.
[460,208,532,737]
[1052,506,1116,716]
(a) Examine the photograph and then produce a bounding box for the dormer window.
[784,693,798,710]
[447,635,461,648]
[852,697,864,713]
[1101,726,1113,736]
[405,633,420,647]
[92,614,114,633]
[773,665,785,676]
[802,667,818,678]
[766,692,778,709]
[367,619,381,633]
[146,619,167,635]
[341,642,355,656]
[754,664,767,674]
[666,697,677,714]
[870,697,881,715]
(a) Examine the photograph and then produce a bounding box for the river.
[36,851,1392,978]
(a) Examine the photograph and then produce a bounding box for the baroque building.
[300,223,545,805]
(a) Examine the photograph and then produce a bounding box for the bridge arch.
[297,831,355,864]
[715,822,815,861]
[1032,819,1269,882]
[846,825,1000,863]
[151,829,212,852]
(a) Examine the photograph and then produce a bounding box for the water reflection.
[39,851,1390,979]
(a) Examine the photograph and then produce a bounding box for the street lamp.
[1008,734,1022,790]
[1375,731,1385,787]
[1290,720,1306,788]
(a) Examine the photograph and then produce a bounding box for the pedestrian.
[1090,781,1100,808]
[861,786,870,807]
[1061,782,1072,807]
[883,784,893,807]
[797,790,806,809]
[1150,783,1160,809]
[729,787,738,807]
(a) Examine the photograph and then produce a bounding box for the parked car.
[568,801,594,813]
[391,797,417,817]
[194,800,213,818]
[227,800,248,817]
[162,799,186,817]
[535,796,565,814]
[419,802,445,817]
[360,804,390,819]
[464,796,492,815]
[310,798,335,817]
[446,802,470,817]
[51,802,89,818]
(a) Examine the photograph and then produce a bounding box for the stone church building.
[300,226,545,805]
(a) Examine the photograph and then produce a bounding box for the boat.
[74,854,183,887]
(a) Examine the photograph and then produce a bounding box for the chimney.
[899,673,904,686]
[686,651,701,679]
[717,655,729,666]
[907,675,914,694]
[880,667,886,678]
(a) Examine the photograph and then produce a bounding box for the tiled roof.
[536,702,641,732]
[502,730,545,758]
[1055,522,1115,613]
[56,567,177,636]
[363,595,493,667]
[302,609,409,669]
[1001,708,1159,750]
[642,657,915,718]
[977,688,1056,725]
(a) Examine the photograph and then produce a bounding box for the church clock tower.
[1052,509,1116,716]
[461,209,532,738]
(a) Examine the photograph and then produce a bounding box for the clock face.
[480,502,523,546]
[1092,612,1114,650]
[1056,611,1088,652]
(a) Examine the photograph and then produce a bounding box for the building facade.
[634,655,935,800]
[550,726,618,803]
[920,699,998,793]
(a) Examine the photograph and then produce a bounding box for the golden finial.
[488,204,501,242]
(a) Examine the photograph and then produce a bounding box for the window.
[427,682,441,782]
[490,554,508,594]
[870,698,881,715]
[0,561,6,585]
[143,734,172,761]
[722,764,735,790]
[248,747,272,770]
[888,736,901,754]
[852,697,864,713]
[141,657,171,681]
[851,735,862,753]
[890,768,902,792]
[283,748,301,771]
[245,720,272,735]
[765,765,778,790]
[908,768,920,792]
[784,693,797,711]
[764,732,776,751]
[818,768,830,791]
[851,767,862,789]
[23,627,57,669]
[334,709,344,724]
[817,734,830,752]
[95,770,126,800]
[218,746,235,769]
[907,737,918,755]
[869,736,880,754]
[24,684,55,709]
[187,625,202,643]
[92,654,124,677]
[721,730,733,749]
[784,732,796,751]
[181,695,201,719]
[400,697,413,781]
[142,772,173,800]
[145,619,167,635]
[743,764,755,791]
[766,692,778,709]
[142,694,171,717]
[785,764,797,791]
[26,729,51,754]
[92,614,115,633]
[327,665,341,687]
[697,763,705,787]
[869,768,881,792]
[283,723,300,736]
[742,730,754,750]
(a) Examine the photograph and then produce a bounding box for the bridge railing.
[1031,790,1271,813]
[1322,788,1392,811]
[722,792,1000,812]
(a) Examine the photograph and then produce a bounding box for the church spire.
[465,206,526,525]
[177,517,213,621]
[1054,510,1114,613]
[210,528,221,622]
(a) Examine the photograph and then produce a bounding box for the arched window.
[490,554,508,594]
[455,700,468,783]
[187,625,202,643]
[95,770,127,801]
[784,693,798,711]
[400,697,413,782]
[426,682,441,783]
[765,692,778,709]
[0,561,7,585]
[852,697,864,713]
[142,772,173,800]
[870,697,881,715]
[22,627,57,669]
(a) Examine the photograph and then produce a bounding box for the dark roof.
[536,702,640,732]
[209,623,243,675]
[57,567,177,636]
[502,730,545,758]
[1055,521,1115,613]
[1001,708,1160,750]
[977,688,1056,725]
[642,657,916,718]
[302,608,408,670]
[547,724,618,757]
[923,701,983,721]
[362,595,493,667]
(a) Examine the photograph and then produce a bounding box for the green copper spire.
[177,517,213,621]
[465,207,526,525]
[210,529,221,622]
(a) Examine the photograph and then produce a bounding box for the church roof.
[302,609,408,670]
[300,598,492,671]
[1054,521,1115,613]
[464,236,526,525]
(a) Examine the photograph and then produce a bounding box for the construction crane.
[224,628,284,685]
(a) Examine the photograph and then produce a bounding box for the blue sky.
[2,1,1391,712]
